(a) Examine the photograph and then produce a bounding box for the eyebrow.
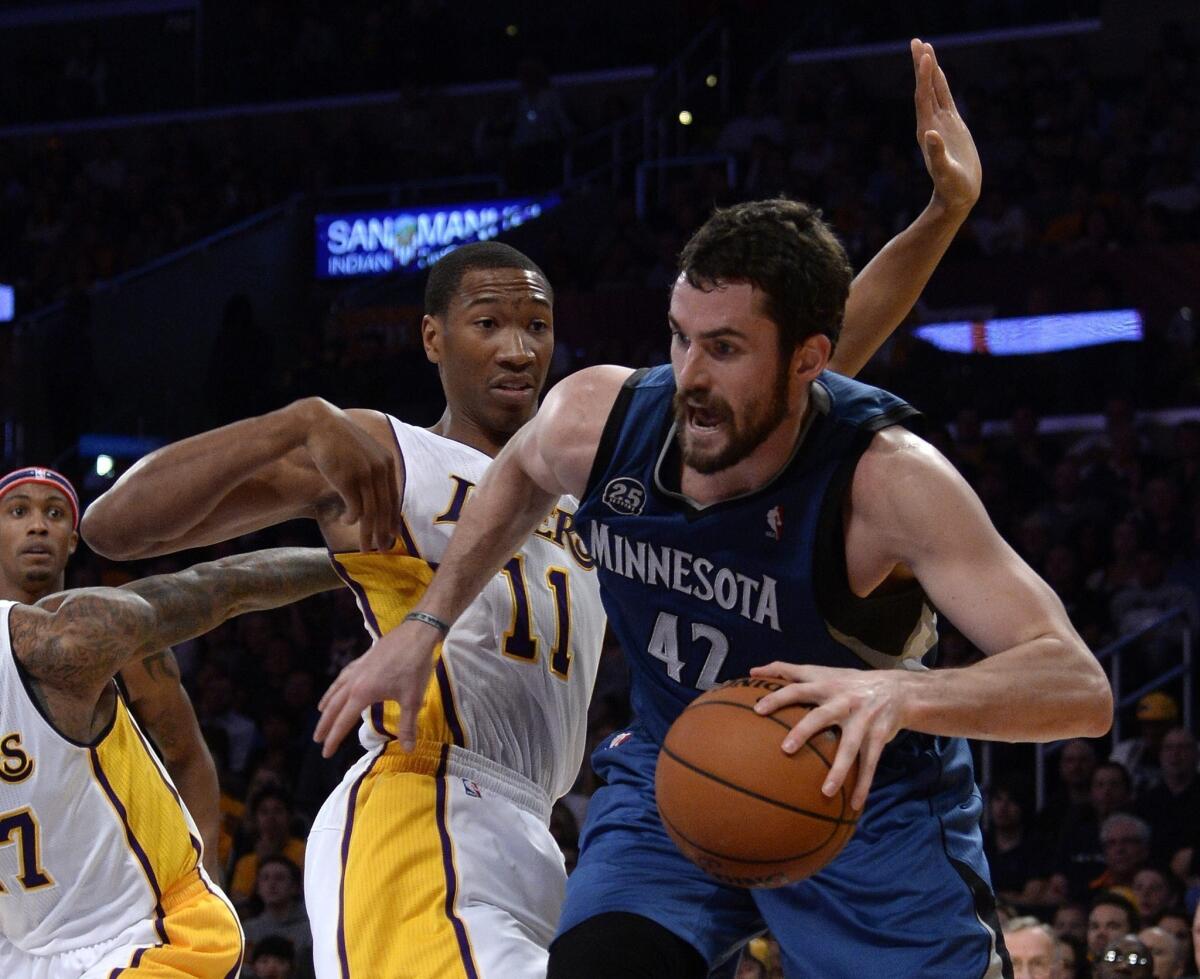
[667,314,748,341]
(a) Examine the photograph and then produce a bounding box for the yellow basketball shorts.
[0,871,243,979]
[305,740,565,979]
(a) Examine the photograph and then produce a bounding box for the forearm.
[83,399,318,558]
[832,199,970,377]
[898,636,1112,742]
[417,442,559,626]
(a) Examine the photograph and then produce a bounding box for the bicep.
[856,434,1078,656]
[525,366,634,498]
[120,653,199,760]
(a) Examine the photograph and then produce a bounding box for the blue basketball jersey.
[575,364,935,753]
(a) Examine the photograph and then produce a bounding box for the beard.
[673,363,791,475]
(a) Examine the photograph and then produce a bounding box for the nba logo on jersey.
[602,478,646,515]
[462,779,482,798]
[766,505,784,541]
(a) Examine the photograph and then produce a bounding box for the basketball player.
[315,191,1113,976]
[0,466,222,877]
[0,545,339,977]
[85,38,983,978]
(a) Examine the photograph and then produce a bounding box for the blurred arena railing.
[978,605,1194,808]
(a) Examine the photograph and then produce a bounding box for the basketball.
[655,676,860,888]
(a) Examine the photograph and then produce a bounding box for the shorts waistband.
[374,740,552,822]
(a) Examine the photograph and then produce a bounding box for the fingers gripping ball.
[655,677,860,888]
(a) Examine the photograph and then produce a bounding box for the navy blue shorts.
[558,726,1009,978]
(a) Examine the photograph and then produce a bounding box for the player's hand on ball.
[302,397,402,553]
[750,662,905,811]
[911,37,981,215]
[314,617,442,756]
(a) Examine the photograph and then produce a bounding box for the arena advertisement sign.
[914,309,1142,355]
[315,195,560,279]
[0,284,12,323]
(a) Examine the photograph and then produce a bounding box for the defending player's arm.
[315,366,629,754]
[10,548,343,704]
[81,398,401,557]
[121,652,222,877]
[752,429,1113,809]
[829,39,981,377]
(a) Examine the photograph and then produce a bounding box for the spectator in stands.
[1113,693,1182,795]
[1138,728,1200,865]
[1156,911,1196,978]
[1003,916,1058,979]
[984,781,1052,905]
[1088,892,1141,964]
[241,856,313,979]
[229,787,307,907]
[1053,762,1135,901]
[1038,740,1098,842]
[1110,552,1199,680]
[1139,926,1186,979]
[1056,935,1087,979]
[249,935,296,979]
[1093,814,1155,892]
[1095,934,1155,979]
[1133,867,1183,924]
[1054,901,1090,945]
[507,59,573,191]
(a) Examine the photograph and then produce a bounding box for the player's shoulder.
[540,366,638,428]
[344,407,399,451]
[852,427,957,505]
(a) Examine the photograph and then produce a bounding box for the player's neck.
[428,407,509,459]
[680,392,812,505]
[0,575,61,606]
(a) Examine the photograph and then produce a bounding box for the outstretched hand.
[314,617,444,756]
[911,37,981,215]
[750,661,908,811]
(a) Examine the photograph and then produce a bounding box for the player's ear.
[67,530,78,557]
[421,315,442,365]
[791,333,831,381]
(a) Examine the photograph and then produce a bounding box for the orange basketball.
[655,676,860,888]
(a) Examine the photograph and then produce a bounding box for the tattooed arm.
[9,548,342,704]
[121,650,222,877]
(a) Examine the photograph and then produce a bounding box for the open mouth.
[686,404,727,433]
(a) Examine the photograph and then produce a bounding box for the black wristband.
[404,610,451,634]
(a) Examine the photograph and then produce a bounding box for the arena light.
[705,74,718,88]
[0,284,13,323]
[913,309,1142,356]
[95,455,114,478]
[678,110,694,126]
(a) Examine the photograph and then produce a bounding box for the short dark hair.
[252,934,296,964]
[1090,890,1140,931]
[257,854,302,889]
[677,197,852,351]
[424,242,551,318]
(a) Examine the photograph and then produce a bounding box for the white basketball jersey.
[0,601,202,955]
[331,420,606,802]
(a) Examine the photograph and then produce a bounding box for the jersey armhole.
[584,367,650,500]
[813,428,928,658]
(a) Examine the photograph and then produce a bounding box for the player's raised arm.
[9,547,342,702]
[753,428,1112,808]
[82,398,401,558]
[829,38,982,377]
[314,365,632,755]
